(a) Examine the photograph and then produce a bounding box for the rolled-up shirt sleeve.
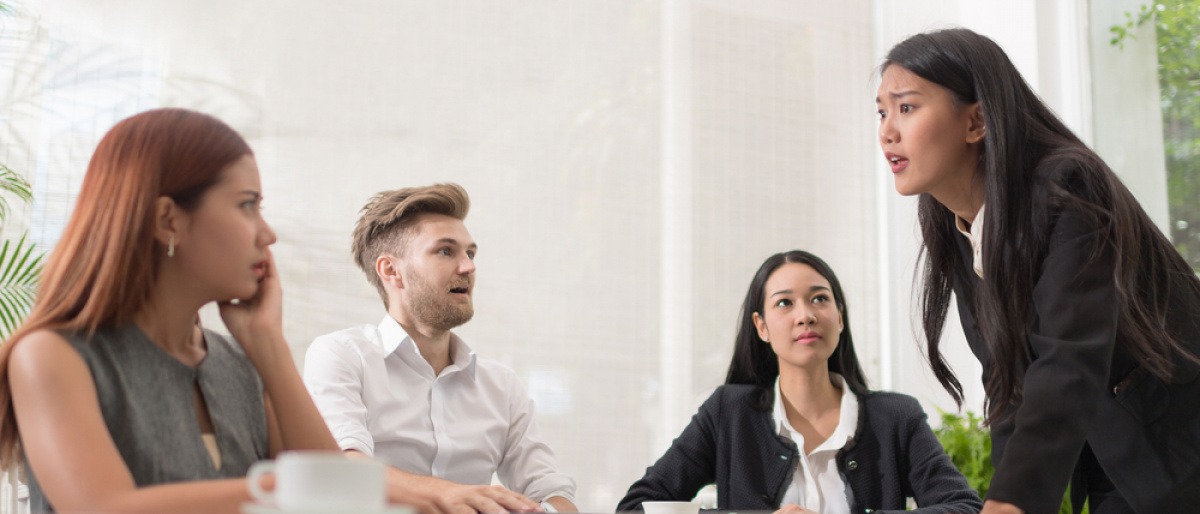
[303,336,375,456]
[496,374,576,502]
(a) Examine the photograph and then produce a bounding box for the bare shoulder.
[10,329,144,511]
[8,329,89,388]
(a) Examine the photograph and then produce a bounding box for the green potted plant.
[935,411,1085,514]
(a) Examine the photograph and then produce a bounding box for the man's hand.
[344,451,540,514]
[389,475,541,514]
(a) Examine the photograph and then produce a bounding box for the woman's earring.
[167,235,175,258]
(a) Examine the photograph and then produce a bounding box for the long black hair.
[724,250,869,410]
[883,28,1200,423]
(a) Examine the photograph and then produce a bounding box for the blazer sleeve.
[616,389,723,511]
[987,209,1119,513]
[898,402,984,514]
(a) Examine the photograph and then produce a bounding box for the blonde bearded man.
[304,183,577,514]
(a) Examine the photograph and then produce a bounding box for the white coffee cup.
[247,451,386,512]
[642,501,701,514]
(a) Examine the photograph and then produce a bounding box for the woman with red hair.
[0,108,339,513]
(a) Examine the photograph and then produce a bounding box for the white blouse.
[771,374,858,514]
[955,204,986,277]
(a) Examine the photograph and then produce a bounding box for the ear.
[376,254,404,290]
[152,196,180,248]
[965,102,986,144]
[752,311,769,343]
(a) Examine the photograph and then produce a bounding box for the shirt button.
[847,460,858,470]
[779,454,789,460]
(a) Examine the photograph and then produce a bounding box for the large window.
[1113,1,1200,271]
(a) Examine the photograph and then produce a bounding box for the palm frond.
[0,165,33,224]
[0,232,45,339]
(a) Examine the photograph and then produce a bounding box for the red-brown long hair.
[0,108,252,466]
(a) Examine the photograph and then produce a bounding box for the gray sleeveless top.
[25,325,270,512]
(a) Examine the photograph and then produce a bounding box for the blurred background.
[1,0,1194,511]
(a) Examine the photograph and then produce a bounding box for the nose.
[796,308,816,325]
[879,115,897,145]
[259,218,277,247]
[458,254,476,275]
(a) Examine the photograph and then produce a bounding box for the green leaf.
[0,232,44,339]
[935,411,1085,512]
[0,164,33,224]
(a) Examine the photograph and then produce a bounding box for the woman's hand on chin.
[219,247,286,364]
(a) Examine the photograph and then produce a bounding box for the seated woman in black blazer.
[618,250,982,514]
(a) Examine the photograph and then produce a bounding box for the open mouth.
[449,286,470,294]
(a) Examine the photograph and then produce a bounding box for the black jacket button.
[847,460,858,470]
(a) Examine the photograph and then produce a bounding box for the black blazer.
[616,385,982,514]
[951,207,1200,514]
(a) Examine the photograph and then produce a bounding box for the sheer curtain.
[6,1,872,510]
[5,1,1130,511]
[2,2,874,509]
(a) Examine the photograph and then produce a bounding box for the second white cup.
[642,501,701,514]
[247,451,386,512]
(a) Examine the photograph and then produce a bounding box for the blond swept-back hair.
[351,183,470,306]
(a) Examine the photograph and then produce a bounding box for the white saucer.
[241,502,415,514]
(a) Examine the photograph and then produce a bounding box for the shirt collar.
[954,204,986,278]
[771,373,859,453]
[377,315,478,378]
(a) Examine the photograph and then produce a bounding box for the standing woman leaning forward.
[876,28,1200,514]
[618,250,981,514]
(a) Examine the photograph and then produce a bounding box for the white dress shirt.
[771,374,857,514]
[303,316,575,502]
[955,203,986,278]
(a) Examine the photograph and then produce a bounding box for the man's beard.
[406,272,474,331]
